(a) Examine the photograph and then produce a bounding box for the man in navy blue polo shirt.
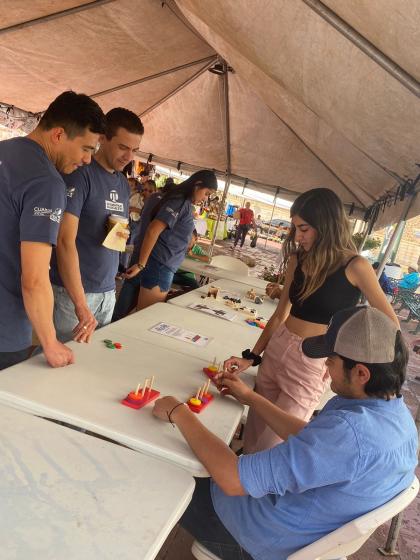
[152,307,417,560]
[0,91,106,370]
[50,108,144,342]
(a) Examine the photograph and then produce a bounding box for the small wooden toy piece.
[188,384,214,413]
[121,377,160,409]
[203,356,219,379]
[246,288,256,301]
[207,285,220,299]
[103,339,123,349]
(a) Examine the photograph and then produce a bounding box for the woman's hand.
[123,264,142,279]
[215,372,254,405]
[266,282,282,299]
[223,356,253,375]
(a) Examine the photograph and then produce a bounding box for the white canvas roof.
[0,0,419,224]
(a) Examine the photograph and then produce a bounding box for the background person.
[0,91,105,369]
[113,170,218,318]
[398,264,420,290]
[152,306,417,560]
[224,188,399,453]
[172,229,210,290]
[233,201,255,249]
[50,108,144,342]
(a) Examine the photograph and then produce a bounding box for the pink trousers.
[244,323,329,454]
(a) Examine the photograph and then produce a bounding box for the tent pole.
[303,0,419,97]
[264,188,279,250]
[375,190,418,278]
[209,60,231,258]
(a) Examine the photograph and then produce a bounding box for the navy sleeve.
[155,198,186,229]
[18,175,66,246]
[62,168,90,218]
[238,412,360,498]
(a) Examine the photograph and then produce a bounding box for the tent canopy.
[1,0,419,223]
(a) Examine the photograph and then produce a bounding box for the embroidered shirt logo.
[49,208,63,224]
[110,190,119,202]
[165,206,179,219]
[66,186,76,198]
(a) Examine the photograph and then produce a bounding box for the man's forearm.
[56,242,86,309]
[247,392,307,440]
[173,405,245,495]
[22,278,56,348]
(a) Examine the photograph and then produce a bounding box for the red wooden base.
[187,394,214,413]
[121,388,160,409]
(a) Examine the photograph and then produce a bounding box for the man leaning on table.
[50,108,144,343]
[0,91,106,370]
[153,306,417,560]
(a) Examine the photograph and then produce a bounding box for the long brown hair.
[282,188,357,301]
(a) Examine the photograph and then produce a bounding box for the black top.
[289,256,361,325]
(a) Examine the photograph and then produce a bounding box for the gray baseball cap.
[302,306,398,364]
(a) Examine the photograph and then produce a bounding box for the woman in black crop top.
[224,188,399,454]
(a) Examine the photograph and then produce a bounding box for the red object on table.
[121,388,160,409]
[187,394,214,413]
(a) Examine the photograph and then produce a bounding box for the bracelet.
[136,263,145,271]
[242,348,262,367]
[167,402,186,427]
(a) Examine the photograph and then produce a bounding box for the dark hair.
[372,262,380,270]
[39,91,106,138]
[340,331,408,400]
[151,170,217,219]
[105,107,144,140]
[192,229,198,237]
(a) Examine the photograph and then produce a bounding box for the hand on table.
[214,371,254,405]
[72,304,98,343]
[43,340,75,368]
[223,356,253,375]
[153,396,189,423]
[266,282,282,299]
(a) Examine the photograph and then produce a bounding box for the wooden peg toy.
[121,377,160,410]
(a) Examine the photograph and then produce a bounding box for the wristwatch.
[136,263,145,271]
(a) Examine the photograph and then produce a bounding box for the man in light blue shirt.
[153,307,418,560]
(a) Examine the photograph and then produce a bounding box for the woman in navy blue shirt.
[113,170,217,318]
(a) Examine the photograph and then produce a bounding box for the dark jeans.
[112,276,140,322]
[180,477,253,560]
[0,347,31,371]
[234,225,251,247]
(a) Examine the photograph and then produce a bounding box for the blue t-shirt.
[132,193,194,272]
[50,159,130,293]
[211,396,417,560]
[0,137,66,352]
[399,272,419,290]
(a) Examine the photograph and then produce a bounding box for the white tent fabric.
[0,0,419,223]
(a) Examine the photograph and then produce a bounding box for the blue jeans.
[112,257,174,322]
[52,285,116,342]
[180,478,253,560]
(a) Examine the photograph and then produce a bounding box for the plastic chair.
[288,476,419,560]
[211,255,249,276]
[191,477,419,560]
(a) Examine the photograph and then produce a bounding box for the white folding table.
[108,303,260,366]
[178,258,268,290]
[0,332,250,476]
[169,278,277,328]
[0,403,194,560]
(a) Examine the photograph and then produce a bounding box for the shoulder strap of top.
[344,255,359,269]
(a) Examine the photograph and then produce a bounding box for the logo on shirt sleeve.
[165,206,179,219]
[33,206,52,217]
[105,189,124,212]
[49,208,63,223]
[66,186,76,198]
